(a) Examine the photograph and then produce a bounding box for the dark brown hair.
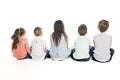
[19,27,26,36]
[11,28,20,49]
[52,20,68,46]
[11,27,26,49]
[34,27,42,36]
[78,24,87,36]
[98,20,109,32]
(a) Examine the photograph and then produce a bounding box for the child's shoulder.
[20,37,28,41]
[77,36,90,38]
[34,36,46,42]
[75,36,90,41]
[93,33,112,39]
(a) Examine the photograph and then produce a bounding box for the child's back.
[93,33,112,61]
[12,37,29,59]
[71,24,91,61]
[31,27,46,61]
[92,20,114,62]
[49,20,71,60]
[73,36,90,59]
[31,36,46,60]
[11,28,31,60]
[50,34,71,59]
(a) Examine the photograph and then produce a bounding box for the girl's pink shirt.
[12,37,29,59]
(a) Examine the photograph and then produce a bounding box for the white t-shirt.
[31,36,46,60]
[73,36,91,59]
[93,32,112,62]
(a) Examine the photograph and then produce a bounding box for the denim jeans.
[23,53,32,59]
[70,49,92,62]
[90,47,114,63]
[44,50,50,59]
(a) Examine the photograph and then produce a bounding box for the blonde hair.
[34,27,42,36]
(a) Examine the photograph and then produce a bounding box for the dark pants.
[90,47,114,63]
[23,53,32,59]
[70,49,92,62]
[44,50,50,59]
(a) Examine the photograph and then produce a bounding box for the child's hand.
[43,47,47,53]
[89,45,91,49]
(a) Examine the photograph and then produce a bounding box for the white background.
[0,0,120,80]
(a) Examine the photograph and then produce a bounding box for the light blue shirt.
[49,34,71,59]
[73,36,91,59]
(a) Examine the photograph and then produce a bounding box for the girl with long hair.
[11,27,31,60]
[49,20,71,61]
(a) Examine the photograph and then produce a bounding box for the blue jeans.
[44,50,50,59]
[23,53,32,59]
[90,47,114,63]
[70,49,92,62]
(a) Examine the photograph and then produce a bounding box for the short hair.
[98,20,109,32]
[34,27,42,36]
[78,24,87,36]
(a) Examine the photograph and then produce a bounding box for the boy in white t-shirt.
[91,20,114,63]
[71,24,91,61]
[31,27,48,61]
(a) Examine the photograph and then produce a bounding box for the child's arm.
[25,39,30,53]
[30,46,32,53]
[89,37,91,49]
[50,35,52,44]
[66,37,68,48]
[43,40,47,53]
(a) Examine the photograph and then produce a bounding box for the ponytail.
[11,28,20,49]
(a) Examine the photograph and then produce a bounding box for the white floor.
[0,53,120,80]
